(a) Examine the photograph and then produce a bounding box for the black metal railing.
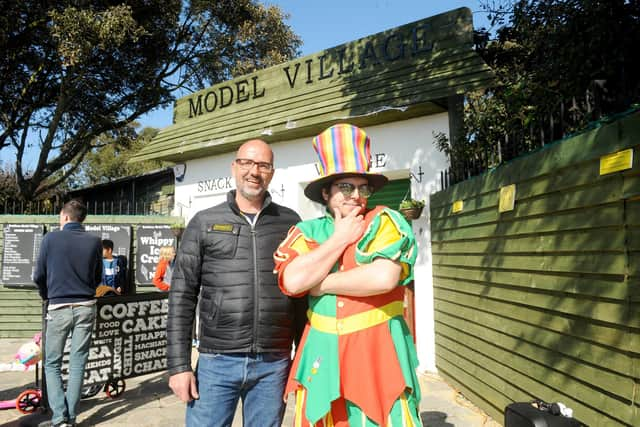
[0,198,173,216]
[439,81,635,190]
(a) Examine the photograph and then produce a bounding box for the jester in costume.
[274,124,421,426]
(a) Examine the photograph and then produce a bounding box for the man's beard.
[238,184,265,201]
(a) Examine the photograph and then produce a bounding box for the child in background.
[152,246,175,291]
[102,239,125,294]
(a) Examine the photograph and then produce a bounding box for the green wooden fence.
[0,215,181,338]
[430,110,640,426]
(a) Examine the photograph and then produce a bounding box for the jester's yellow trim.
[326,411,335,427]
[316,410,335,427]
[274,227,314,267]
[290,234,314,255]
[364,212,401,253]
[360,212,411,281]
[400,393,419,426]
[295,388,306,427]
[296,387,336,427]
[308,300,404,335]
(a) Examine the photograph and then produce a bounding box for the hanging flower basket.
[399,206,424,220]
[398,199,425,221]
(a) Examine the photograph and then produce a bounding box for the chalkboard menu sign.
[84,224,131,257]
[135,225,175,285]
[60,293,168,385]
[1,224,45,286]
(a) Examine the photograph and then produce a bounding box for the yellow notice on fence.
[599,149,633,175]
[499,184,516,213]
[452,200,464,213]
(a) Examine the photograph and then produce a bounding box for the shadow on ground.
[77,372,172,426]
[421,410,454,427]
[0,372,172,427]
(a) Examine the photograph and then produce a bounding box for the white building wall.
[173,113,449,373]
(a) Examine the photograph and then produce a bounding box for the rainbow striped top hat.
[304,123,388,203]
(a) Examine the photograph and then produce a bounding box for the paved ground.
[0,339,501,426]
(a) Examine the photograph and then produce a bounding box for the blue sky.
[139,0,488,130]
[2,1,488,169]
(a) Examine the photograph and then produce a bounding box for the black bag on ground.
[505,402,586,427]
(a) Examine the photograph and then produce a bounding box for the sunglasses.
[333,182,374,199]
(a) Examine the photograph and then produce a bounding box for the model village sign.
[132,7,493,164]
[186,22,433,119]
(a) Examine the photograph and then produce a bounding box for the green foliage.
[0,162,66,212]
[0,164,22,204]
[49,5,147,67]
[438,0,640,175]
[482,0,640,117]
[399,199,425,210]
[70,125,164,188]
[0,1,301,200]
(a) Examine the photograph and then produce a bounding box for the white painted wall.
[173,114,449,373]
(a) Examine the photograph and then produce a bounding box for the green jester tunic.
[274,206,422,426]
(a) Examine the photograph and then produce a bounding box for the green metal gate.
[368,178,410,210]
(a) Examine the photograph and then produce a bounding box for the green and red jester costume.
[274,205,422,427]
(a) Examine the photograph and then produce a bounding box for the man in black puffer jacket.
[167,139,305,427]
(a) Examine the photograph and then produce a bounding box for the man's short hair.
[102,239,114,251]
[62,199,88,223]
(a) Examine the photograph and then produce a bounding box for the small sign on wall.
[1,224,44,286]
[452,200,464,213]
[135,225,176,285]
[599,149,633,175]
[84,224,132,258]
[499,184,516,213]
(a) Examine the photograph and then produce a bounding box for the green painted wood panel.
[0,307,42,315]
[433,265,626,299]
[433,252,626,276]
[431,204,624,241]
[432,228,627,254]
[436,277,630,324]
[431,173,630,224]
[367,179,410,210]
[628,200,640,225]
[430,110,640,426]
[436,356,514,423]
[436,318,633,398]
[435,291,634,352]
[437,341,633,426]
[0,289,42,339]
[436,314,635,424]
[430,113,640,208]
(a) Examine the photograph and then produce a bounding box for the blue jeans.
[44,304,96,425]
[186,352,291,427]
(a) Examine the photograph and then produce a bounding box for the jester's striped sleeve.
[356,208,417,285]
[273,225,319,296]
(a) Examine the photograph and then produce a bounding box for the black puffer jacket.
[167,191,305,375]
